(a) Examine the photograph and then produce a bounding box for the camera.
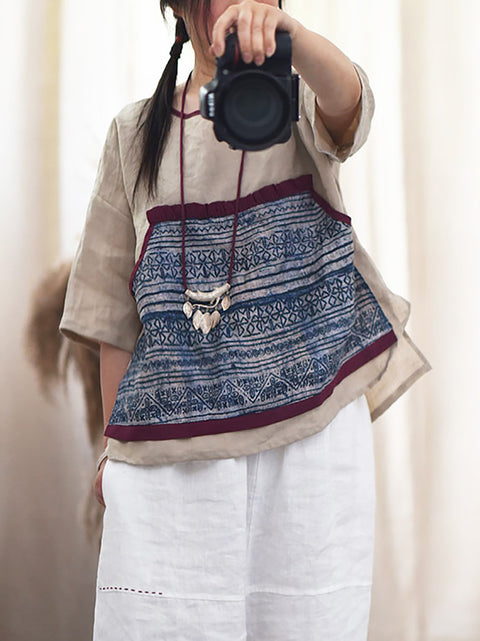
[199,31,299,151]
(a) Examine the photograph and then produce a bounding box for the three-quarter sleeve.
[59,119,142,353]
[297,62,375,163]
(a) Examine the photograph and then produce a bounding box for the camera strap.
[179,72,246,336]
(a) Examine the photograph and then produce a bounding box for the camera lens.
[221,73,287,146]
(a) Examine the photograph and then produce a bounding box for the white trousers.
[93,394,376,641]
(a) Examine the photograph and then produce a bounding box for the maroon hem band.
[105,329,397,442]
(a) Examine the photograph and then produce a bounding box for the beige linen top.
[60,64,430,465]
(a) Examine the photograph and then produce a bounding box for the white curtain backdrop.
[1,1,479,640]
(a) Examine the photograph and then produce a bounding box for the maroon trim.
[105,329,397,442]
[129,223,155,295]
[311,189,351,225]
[171,107,201,118]
[146,174,352,225]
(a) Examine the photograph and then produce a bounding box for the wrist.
[287,18,303,47]
[290,23,319,74]
[272,4,302,49]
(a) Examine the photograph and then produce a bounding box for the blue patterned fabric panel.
[109,183,394,430]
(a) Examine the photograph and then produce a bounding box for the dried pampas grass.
[24,261,105,548]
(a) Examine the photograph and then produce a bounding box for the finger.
[264,12,278,58]
[212,6,239,57]
[236,4,254,64]
[95,486,106,508]
[251,10,266,66]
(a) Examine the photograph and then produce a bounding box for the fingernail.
[243,53,253,63]
[266,47,274,57]
[254,55,264,66]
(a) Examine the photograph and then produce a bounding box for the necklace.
[179,73,246,335]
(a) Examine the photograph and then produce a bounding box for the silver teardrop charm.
[211,310,221,328]
[193,309,203,330]
[183,300,194,319]
[221,295,231,311]
[200,312,212,335]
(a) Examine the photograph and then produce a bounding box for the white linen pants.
[93,395,376,641]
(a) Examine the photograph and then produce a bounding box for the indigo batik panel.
[106,175,396,441]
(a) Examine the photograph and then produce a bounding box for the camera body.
[199,31,299,151]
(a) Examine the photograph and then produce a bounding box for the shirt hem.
[105,329,397,442]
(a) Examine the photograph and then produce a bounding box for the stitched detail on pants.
[99,586,163,595]
[98,586,244,602]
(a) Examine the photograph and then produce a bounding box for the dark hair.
[134,0,283,200]
[133,7,191,201]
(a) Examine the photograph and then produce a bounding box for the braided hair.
[134,0,283,200]
[134,15,190,200]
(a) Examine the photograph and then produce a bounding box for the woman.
[60,1,429,638]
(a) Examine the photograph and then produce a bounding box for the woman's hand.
[94,457,108,508]
[211,0,362,147]
[211,0,299,66]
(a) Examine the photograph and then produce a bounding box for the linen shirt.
[60,64,430,465]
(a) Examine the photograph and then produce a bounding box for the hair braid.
[134,16,189,200]
[134,0,282,200]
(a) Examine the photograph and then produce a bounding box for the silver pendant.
[183,301,194,319]
[200,312,212,335]
[221,295,231,311]
[192,309,203,330]
[211,310,221,328]
[183,283,231,335]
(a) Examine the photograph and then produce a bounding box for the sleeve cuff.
[303,62,375,163]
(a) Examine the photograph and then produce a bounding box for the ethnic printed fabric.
[106,175,397,441]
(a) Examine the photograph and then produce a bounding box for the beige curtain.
[0,3,98,640]
[1,1,479,639]
[400,2,480,637]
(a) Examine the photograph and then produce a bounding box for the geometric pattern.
[108,175,395,438]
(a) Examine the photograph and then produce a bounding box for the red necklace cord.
[179,72,246,293]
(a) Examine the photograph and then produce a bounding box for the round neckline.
[171,107,201,119]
